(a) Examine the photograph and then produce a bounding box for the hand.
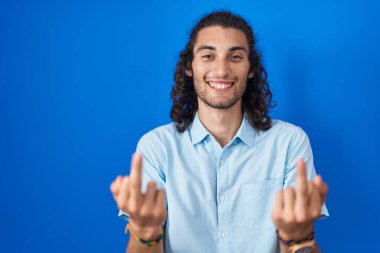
[110,153,167,240]
[272,160,328,240]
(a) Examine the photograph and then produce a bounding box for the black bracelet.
[126,224,164,247]
[276,229,314,246]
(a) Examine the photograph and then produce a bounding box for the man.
[110,11,329,253]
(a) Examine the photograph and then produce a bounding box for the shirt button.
[219,159,225,166]
[219,196,225,202]
[221,232,226,238]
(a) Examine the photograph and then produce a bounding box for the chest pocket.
[235,178,283,230]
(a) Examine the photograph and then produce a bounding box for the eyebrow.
[196,45,248,54]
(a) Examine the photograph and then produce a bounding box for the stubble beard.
[193,76,246,110]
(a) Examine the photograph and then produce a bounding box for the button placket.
[216,149,230,250]
[220,231,229,238]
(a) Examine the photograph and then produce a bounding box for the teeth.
[208,81,233,89]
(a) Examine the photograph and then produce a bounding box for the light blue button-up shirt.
[119,113,329,253]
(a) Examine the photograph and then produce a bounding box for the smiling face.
[186,26,253,110]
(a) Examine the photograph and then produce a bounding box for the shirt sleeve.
[118,131,167,222]
[283,127,329,219]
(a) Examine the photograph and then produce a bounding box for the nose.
[213,58,231,78]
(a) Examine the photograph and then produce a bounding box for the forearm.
[126,238,163,253]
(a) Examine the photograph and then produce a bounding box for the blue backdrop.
[1,0,379,252]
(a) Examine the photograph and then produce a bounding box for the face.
[186,26,253,110]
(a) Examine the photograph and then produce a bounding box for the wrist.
[278,224,313,241]
[277,227,316,253]
[128,221,164,241]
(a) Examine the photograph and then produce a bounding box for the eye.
[231,55,243,61]
[201,54,213,60]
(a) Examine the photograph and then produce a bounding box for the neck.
[198,101,243,147]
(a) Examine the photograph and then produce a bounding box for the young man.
[110,11,329,253]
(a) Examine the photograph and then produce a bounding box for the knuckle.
[130,180,138,188]
[139,210,152,219]
[110,182,115,192]
[156,211,167,221]
[300,212,308,220]
[311,208,321,218]
[299,185,307,193]
[153,207,164,217]
[128,205,138,216]
[283,214,295,224]
[295,212,307,223]
[148,181,156,188]
[122,176,129,183]
[284,187,295,197]
[117,200,126,210]
[272,211,282,222]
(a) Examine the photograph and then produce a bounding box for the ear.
[185,69,193,77]
[248,71,254,78]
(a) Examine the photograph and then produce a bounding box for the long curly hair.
[170,11,276,132]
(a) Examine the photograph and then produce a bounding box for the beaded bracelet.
[276,229,315,246]
[126,224,164,247]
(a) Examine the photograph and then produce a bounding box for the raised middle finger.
[128,153,143,212]
[295,160,308,209]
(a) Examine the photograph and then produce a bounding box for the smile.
[207,81,235,90]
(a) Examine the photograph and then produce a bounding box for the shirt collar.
[189,112,257,147]
[234,114,256,148]
[189,113,210,145]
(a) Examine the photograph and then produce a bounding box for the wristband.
[276,229,315,246]
[276,229,316,252]
[126,223,164,247]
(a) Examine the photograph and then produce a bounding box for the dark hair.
[170,10,275,132]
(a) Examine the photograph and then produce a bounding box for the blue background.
[1,0,379,252]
